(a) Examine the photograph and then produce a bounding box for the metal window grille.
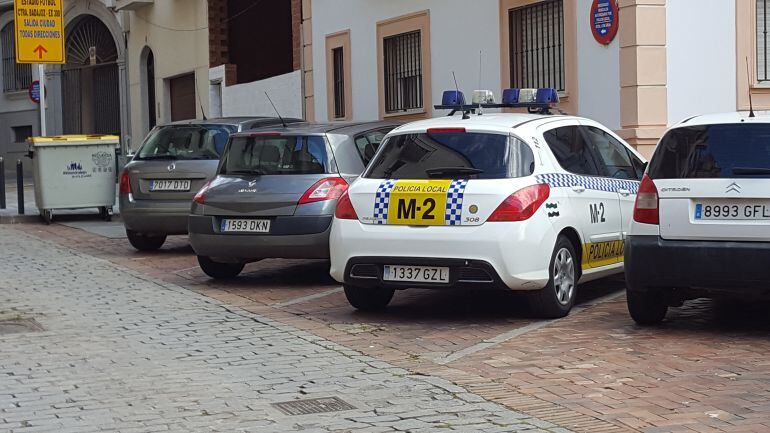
[1,22,33,93]
[383,30,423,114]
[332,47,345,118]
[758,0,770,81]
[509,0,565,92]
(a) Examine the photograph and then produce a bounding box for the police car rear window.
[649,123,770,179]
[363,132,534,180]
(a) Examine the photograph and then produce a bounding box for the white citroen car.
[330,110,646,318]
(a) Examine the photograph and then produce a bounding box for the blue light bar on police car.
[441,90,466,106]
[502,88,520,104]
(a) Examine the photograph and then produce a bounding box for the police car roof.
[389,112,579,135]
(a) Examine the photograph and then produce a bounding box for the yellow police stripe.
[581,240,625,270]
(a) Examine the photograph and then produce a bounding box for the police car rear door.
[539,121,624,269]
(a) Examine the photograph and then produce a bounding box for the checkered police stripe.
[444,179,468,226]
[373,180,397,224]
[535,173,639,194]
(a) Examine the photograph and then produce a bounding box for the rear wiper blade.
[425,167,484,177]
[227,169,267,176]
[137,155,178,160]
[732,167,770,175]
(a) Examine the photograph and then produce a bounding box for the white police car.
[626,112,770,325]
[330,89,646,318]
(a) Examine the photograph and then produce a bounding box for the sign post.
[13,0,66,136]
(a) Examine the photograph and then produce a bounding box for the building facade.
[308,0,748,157]
[0,0,766,160]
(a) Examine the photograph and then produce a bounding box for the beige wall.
[126,0,209,150]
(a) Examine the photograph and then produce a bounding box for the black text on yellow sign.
[388,180,450,226]
[13,0,65,64]
[581,240,625,270]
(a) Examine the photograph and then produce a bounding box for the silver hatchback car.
[120,117,299,251]
[188,121,398,279]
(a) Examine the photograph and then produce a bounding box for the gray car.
[120,117,300,251]
[188,121,398,279]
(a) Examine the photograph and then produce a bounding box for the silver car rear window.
[135,125,233,161]
[220,135,333,175]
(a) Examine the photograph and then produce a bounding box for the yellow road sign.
[13,0,65,64]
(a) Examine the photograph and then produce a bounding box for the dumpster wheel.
[41,209,53,225]
[99,206,113,222]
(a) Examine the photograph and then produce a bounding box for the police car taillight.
[299,177,348,205]
[119,169,131,194]
[193,181,212,205]
[633,175,659,225]
[488,184,550,222]
[334,189,358,220]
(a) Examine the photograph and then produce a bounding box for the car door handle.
[571,185,586,193]
[617,188,631,197]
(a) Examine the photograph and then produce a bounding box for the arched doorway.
[62,15,120,135]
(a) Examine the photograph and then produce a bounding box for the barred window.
[332,47,345,119]
[1,22,33,93]
[509,0,565,92]
[383,30,423,114]
[758,0,770,82]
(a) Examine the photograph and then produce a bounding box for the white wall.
[667,0,736,125]
[210,68,304,119]
[311,0,501,122]
[576,0,621,130]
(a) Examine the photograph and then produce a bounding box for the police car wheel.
[529,236,577,319]
[626,290,668,326]
[126,230,166,251]
[197,256,244,280]
[344,284,395,311]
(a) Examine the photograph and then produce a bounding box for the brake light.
[633,174,659,225]
[250,132,282,137]
[427,128,466,134]
[488,184,550,222]
[334,189,358,220]
[193,181,212,205]
[299,177,348,205]
[119,169,131,194]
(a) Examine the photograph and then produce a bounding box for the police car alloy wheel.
[528,236,578,318]
[343,284,395,311]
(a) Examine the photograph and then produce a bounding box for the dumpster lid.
[28,134,120,147]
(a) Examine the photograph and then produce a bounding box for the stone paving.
[0,226,566,433]
[7,221,770,432]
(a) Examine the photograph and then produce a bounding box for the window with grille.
[332,47,345,119]
[509,0,565,92]
[383,30,423,114]
[758,0,770,82]
[1,22,33,93]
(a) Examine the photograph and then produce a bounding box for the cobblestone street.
[0,226,565,432]
[3,221,770,432]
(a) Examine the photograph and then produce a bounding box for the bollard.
[16,160,24,215]
[0,157,5,209]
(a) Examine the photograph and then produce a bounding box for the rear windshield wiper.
[226,169,267,176]
[425,167,484,178]
[732,167,770,175]
[136,155,179,161]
